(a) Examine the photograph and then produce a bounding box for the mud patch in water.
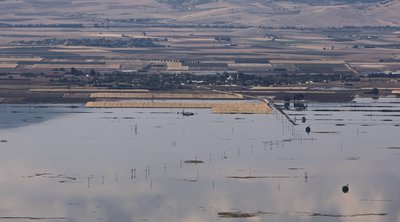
[184,160,204,164]
[298,212,387,217]
[313,131,339,134]
[228,176,291,179]
[218,211,274,218]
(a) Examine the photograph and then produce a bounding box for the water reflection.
[0,98,399,221]
[0,104,88,129]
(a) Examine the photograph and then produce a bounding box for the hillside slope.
[0,0,399,27]
[169,0,400,26]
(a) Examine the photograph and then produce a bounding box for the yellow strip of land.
[86,101,272,114]
[0,63,18,68]
[0,57,43,62]
[90,92,243,99]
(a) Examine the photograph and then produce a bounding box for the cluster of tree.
[66,67,97,77]
[11,38,160,48]
[327,25,400,31]
[214,36,231,41]
[327,34,379,42]
[94,23,248,29]
[367,72,400,78]
[104,18,161,23]
[51,68,358,90]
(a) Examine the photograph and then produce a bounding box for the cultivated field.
[1,24,399,75]
[29,88,149,93]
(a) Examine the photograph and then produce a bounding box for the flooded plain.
[0,98,399,221]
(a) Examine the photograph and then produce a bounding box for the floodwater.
[0,98,399,221]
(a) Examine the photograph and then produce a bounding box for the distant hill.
[160,0,400,27]
[0,0,399,27]
[159,0,392,6]
[157,0,214,5]
[274,0,391,4]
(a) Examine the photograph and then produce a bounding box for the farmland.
[1,24,400,76]
[0,1,400,104]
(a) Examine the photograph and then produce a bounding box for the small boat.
[181,111,194,116]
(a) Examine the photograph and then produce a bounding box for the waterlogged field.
[0,98,399,221]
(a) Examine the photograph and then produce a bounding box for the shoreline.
[0,89,396,104]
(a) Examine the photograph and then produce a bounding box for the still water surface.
[0,98,399,221]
